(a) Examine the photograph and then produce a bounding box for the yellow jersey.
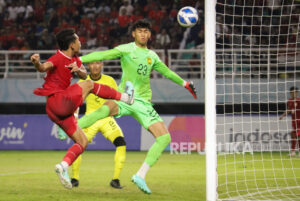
[79,74,118,115]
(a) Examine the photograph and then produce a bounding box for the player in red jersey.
[30,28,134,189]
[280,86,300,157]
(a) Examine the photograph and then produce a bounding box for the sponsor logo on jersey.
[147,57,152,64]
[65,61,76,68]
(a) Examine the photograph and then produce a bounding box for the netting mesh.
[215,0,300,200]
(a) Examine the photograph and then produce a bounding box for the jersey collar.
[58,50,72,60]
[133,42,148,51]
[89,74,102,81]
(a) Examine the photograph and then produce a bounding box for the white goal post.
[205,0,217,201]
[206,0,300,200]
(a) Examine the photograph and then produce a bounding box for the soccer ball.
[177,6,199,28]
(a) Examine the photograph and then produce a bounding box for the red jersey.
[287,97,300,129]
[34,50,82,96]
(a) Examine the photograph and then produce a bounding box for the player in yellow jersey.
[58,61,126,189]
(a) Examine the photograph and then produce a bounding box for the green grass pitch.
[218,153,300,200]
[0,151,204,201]
[1,151,300,201]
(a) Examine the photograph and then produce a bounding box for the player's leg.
[70,155,81,187]
[78,100,118,129]
[54,124,88,189]
[101,118,126,189]
[57,125,68,140]
[297,130,300,156]
[78,80,134,104]
[46,90,88,189]
[49,86,89,168]
[78,81,134,129]
[142,121,170,172]
[132,121,170,194]
[110,137,126,189]
[289,131,296,156]
[130,102,170,194]
[55,127,83,187]
[70,124,98,187]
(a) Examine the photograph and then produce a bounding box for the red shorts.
[46,84,83,136]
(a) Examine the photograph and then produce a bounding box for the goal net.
[214,0,300,200]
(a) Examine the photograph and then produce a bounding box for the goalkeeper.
[59,61,126,189]
[75,19,197,194]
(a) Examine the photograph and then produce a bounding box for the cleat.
[71,178,79,187]
[124,81,134,105]
[57,126,67,141]
[288,152,296,157]
[131,174,151,194]
[110,179,123,189]
[54,163,72,189]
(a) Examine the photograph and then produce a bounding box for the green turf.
[1,151,300,201]
[217,152,300,200]
[0,151,204,201]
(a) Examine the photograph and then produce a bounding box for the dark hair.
[290,86,299,92]
[130,19,151,32]
[56,28,76,50]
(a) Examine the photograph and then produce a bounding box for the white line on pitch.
[0,170,48,176]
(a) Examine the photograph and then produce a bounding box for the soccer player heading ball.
[30,28,134,189]
[77,19,197,194]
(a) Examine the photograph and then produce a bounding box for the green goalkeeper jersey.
[80,42,184,102]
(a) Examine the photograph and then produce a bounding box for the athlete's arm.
[279,109,290,120]
[74,64,87,80]
[80,49,122,63]
[30,54,53,72]
[154,61,197,99]
[67,62,87,79]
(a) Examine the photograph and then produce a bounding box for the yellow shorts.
[82,116,123,143]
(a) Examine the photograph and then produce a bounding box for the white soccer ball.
[177,6,199,28]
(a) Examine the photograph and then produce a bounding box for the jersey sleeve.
[47,54,59,67]
[152,53,184,86]
[114,43,130,54]
[80,49,122,63]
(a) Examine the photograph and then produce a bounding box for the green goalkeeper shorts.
[114,98,163,130]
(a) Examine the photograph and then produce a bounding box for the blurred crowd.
[215,0,300,78]
[0,0,205,51]
[1,0,299,78]
[216,0,300,49]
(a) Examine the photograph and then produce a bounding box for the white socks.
[120,93,129,102]
[61,161,69,169]
[136,162,150,179]
[120,92,134,104]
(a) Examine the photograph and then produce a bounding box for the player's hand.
[30,54,40,65]
[184,81,197,99]
[67,62,79,73]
